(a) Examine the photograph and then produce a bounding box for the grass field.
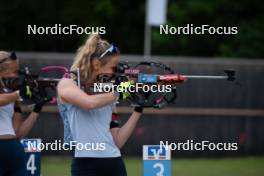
[41,156,264,176]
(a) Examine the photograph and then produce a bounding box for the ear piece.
[92,59,101,71]
[10,51,17,60]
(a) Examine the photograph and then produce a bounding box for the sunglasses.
[98,44,119,60]
[0,51,17,65]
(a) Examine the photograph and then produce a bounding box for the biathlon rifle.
[0,61,236,108]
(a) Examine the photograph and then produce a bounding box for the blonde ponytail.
[0,51,13,73]
[71,34,113,84]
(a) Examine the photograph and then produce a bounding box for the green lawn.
[41,156,264,176]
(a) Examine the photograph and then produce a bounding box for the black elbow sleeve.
[110,113,120,129]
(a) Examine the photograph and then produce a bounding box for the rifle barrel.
[182,75,228,80]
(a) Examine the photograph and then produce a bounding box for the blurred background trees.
[0,0,263,58]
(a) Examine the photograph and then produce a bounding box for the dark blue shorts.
[0,138,26,176]
[71,157,127,176]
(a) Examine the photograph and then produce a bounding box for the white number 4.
[27,154,37,175]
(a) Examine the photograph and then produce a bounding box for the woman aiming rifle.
[57,34,143,176]
[0,51,47,176]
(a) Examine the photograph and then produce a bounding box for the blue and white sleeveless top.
[58,98,121,158]
[0,103,15,135]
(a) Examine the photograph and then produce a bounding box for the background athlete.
[0,51,47,176]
